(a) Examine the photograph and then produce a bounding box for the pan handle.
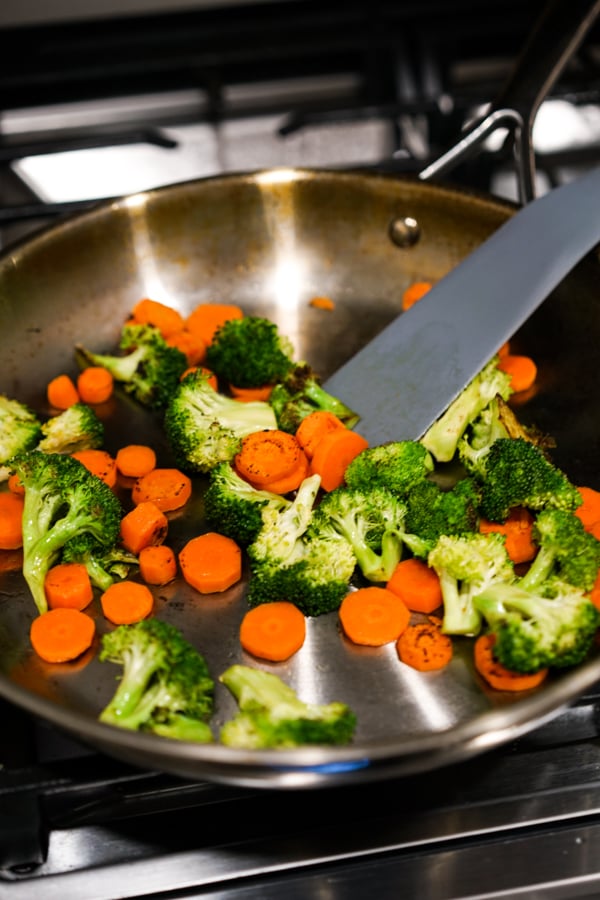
[419,0,600,204]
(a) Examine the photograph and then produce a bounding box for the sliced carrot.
[497,340,511,358]
[139,544,178,585]
[295,410,346,459]
[258,452,310,495]
[179,532,242,593]
[498,354,538,393]
[120,500,168,554]
[474,633,548,691]
[339,586,410,647]
[47,374,80,410]
[100,580,154,625]
[185,302,244,347]
[76,366,114,404]
[308,295,336,311]
[131,467,192,512]
[234,430,306,488]
[180,365,218,389]
[0,548,24,573]
[397,619,453,671]
[44,562,93,610]
[401,281,432,311]
[166,328,207,366]
[308,427,369,492]
[386,557,443,614]
[7,473,25,495]
[479,507,537,565]
[130,297,185,338]
[239,601,306,661]
[229,383,274,402]
[71,449,118,488]
[0,491,24,549]
[575,486,600,532]
[30,607,95,663]
[115,444,157,479]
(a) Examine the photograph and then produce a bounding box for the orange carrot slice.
[239,601,306,661]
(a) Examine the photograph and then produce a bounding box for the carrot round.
[498,353,538,393]
[30,607,95,663]
[166,328,207,366]
[47,374,80,410]
[479,507,537,565]
[259,452,310,495]
[115,444,157,479]
[308,428,369,492]
[239,601,306,661]
[131,467,192,512]
[229,383,274,402]
[179,531,242,593]
[76,366,114,404]
[120,500,168,554]
[234,430,306,488]
[139,544,178,585]
[474,633,548,692]
[185,302,244,347]
[45,562,93,610]
[401,280,432,311]
[339,586,410,646]
[397,619,453,671]
[497,340,511,358]
[7,473,25,495]
[0,491,24,550]
[130,297,185,338]
[71,449,118,488]
[386,557,443,614]
[295,410,346,459]
[309,295,336,311]
[575,486,600,532]
[100,580,154,625]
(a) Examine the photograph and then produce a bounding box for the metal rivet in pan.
[388,215,421,248]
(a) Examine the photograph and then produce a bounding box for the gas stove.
[1,3,600,898]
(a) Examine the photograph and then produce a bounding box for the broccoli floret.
[474,437,582,523]
[62,533,138,592]
[37,403,104,455]
[343,440,434,497]
[421,356,513,463]
[164,369,278,474]
[519,508,600,593]
[403,477,481,558]
[0,394,42,480]
[269,362,359,432]
[219,665,357,748]
[10,450,122,615]
[205,315,295,388]
[474,580,600,673]
[204,461,292,546]
[76,323,187,410]
[428,532,515,636]
[99,619,214,741]
[314,485,407,583]
[247,516,356,616]
[248,473,322,568]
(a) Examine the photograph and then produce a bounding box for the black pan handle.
[419,0,600,203]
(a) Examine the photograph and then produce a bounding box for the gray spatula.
[323,166,600,445]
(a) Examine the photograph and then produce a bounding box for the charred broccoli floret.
[343,440,434,498]
[219,665,357,748]
[421,356,512,463]
[205,315,295,388]
[76,322,187,410]
[402,477,481,557]
[37,402,104,455]
[9,450,122,614]
[203,461,292,546]
[99,619,214,741]
[164,369,278,474]
[473,437,582,523]
[0,394,42,480]
[269,362,359,432]
[427,532,515,636]
[474,580,600,673]
[520,508,600,593]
